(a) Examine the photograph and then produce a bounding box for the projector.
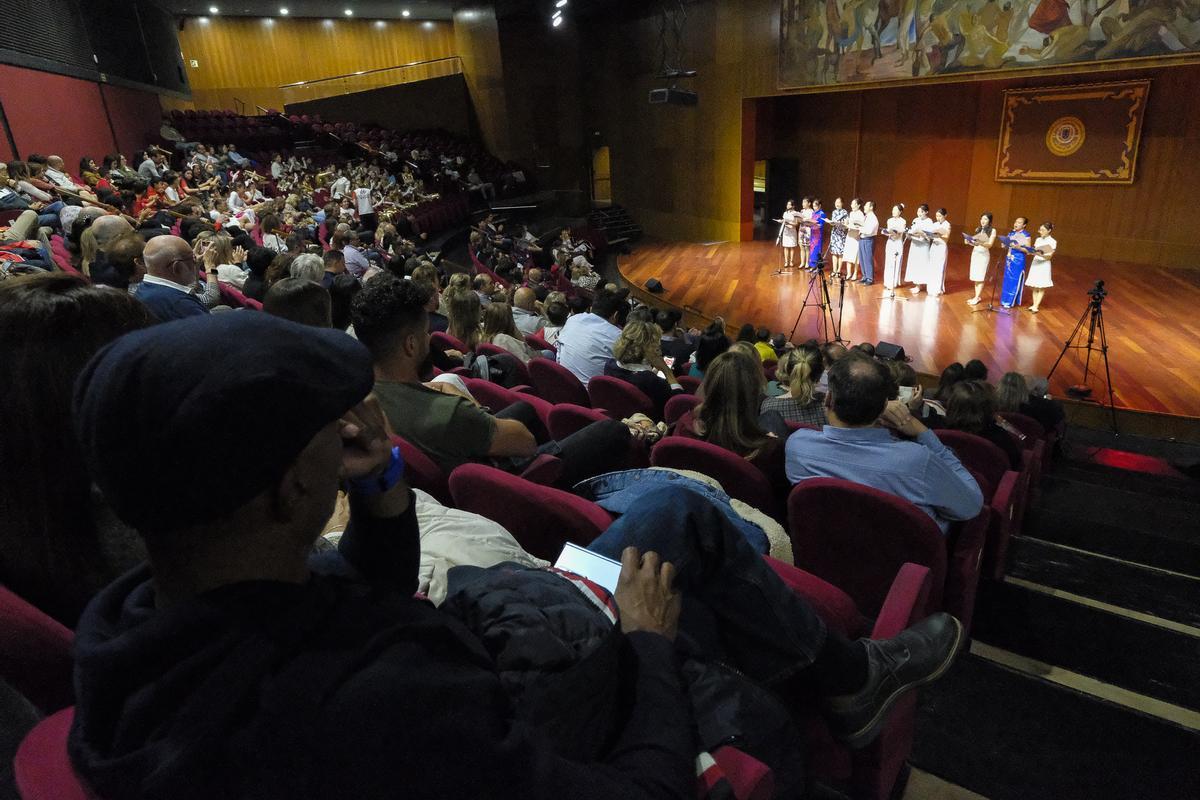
[648,87,697,106]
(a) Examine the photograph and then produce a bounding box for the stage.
[618,239,1200,418]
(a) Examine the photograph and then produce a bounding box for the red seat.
[391,434,452,505]
[529,358,590,407]
[934,430,1022,580]
[448,463,614,560]
[0,585,74,714]
[14,707,93,800]
[430,331,467,354]
[547,403,609,441]
[524,332,555,354]
[587,375,654,421]
[462,377,553,436]
[677,375,702,394]
[664,393,700,426]
[651,437,777,518]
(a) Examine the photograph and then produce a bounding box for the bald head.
[144,235,196,285]
[92,215,134,250]
[513,287,536,312]
[47,155,64,170]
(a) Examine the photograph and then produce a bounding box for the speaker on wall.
[875,341,906,361]
[645,278,665,293]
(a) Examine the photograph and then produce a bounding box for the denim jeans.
[860,237,876,282]
[588,487,827,686]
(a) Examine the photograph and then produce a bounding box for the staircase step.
[1025,505,1200,575]
[912,653,1200,800]
[1006,536,1200,626]
[1051,460,1200,504]
[972,579,1200,711]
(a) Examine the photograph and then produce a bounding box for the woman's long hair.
[944,380,996,434]
[0,274,152,625]
[696,349,771,458]
[933,362,965,401]
[481,302,521,342]
[776,343,823,404]
[995,372,1029,413]
[447,290,482,350]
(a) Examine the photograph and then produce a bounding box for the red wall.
[0,64,162,170]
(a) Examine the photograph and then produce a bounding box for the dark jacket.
[68,494,696,800]
[134,281,208,323]
[603,359,683,422]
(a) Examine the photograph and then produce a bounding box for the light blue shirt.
[555,312,621,386]
[784,425,983,533]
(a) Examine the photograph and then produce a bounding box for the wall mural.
[779,0,1200,89]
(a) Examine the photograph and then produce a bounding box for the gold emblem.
[1045,116,1086,157]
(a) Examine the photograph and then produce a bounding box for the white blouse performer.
[1026,235,1056,288]
[842,209,865,265]
[926,218,951,296]
[904,216,934,285]
[969,229,994,283]
[780,209,801,249]
[883,215,907,290]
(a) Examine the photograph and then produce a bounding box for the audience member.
[761,343,827,426]
[0,273,150,626]
[753,327,777,363]
[321,249,346,288]
[66,310,962,799]
[541,300,569,346]
[135,234,210,321]
[352,275,631,485]
[290,253,326,283]
[329,273,361,333]
[889,360,943,423]
[785,357,983,533]
[555,288,631,386]
[963,359,989,382]
[603,319,684,420]
[89,232,146,291]
[242,246,274,301]
[481,303,540,363]
[511,286,545,335]
[943,380,1023,469]
[688,320,731,379]
[447,289,483,351]
[264,277,332,327]
[853,342,876,359]
[996,371,1065,435]
[656,309,695,364]
[931,362,965,404]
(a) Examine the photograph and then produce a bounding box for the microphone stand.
[771,217,794,277]
[972,244,1008,315]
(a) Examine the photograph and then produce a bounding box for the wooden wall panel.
[177,17,457,111]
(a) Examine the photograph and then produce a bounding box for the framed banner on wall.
[994,80,1150,184]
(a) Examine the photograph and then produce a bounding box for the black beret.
[73,312,374,534]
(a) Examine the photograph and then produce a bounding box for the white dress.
[799,208,813,246]
[1026,235,1056,288]
[926,220,950,296]
[969,229,994,282]
[883,216,907,289]
[904,217,934,284]
[841,210,865,264]
[780,209,801,248]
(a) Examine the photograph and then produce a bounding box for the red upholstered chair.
[391,434,452,506]
[474,342,531,386]
[524,332,555,354]
[547,403,609,441]
[651,437,777,519]
[934,430,1022,580]
[463,377,554,436]
[0,585,74,714]
[1000,411,1046,511]
[784,420,821,433]
[677,375,702,394]
[664,393,701,427]
[14,707,94,800]
[217,282,250,309]
[430,331,467,354]
[529,358,590,407]
[448,463,614,560]
[587,375,654,421]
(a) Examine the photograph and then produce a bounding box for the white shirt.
[271,162,284,179]
[43,167,75,189]
[1032,235,1056,263]
[141,274,194,294]
[331,176,351,199]
[845,209,865,241]
[227,191,245,210]
[860,211,880,237]
[354,187,374,215]
[555,312,622,386]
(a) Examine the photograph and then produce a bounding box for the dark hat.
[73,312,374,534]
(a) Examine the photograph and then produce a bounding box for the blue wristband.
[346,445,404,496]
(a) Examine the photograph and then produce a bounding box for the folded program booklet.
[554,542,623,594]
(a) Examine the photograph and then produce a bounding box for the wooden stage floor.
[618,239,1200,418]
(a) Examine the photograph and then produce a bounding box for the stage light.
[208,5,219,12]
[552,15,563,26]
[374,20,386,27]
[344,8,353,15]
[401,9,411,17]
[423,21,434,28]
[556,0,568,7]
[279,6,288,14]
[263,17,274,25]
[198,16,210,23]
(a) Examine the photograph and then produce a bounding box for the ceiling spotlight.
[279,6,288,14]
[423,20,434,28]
[198,16,210,23]
[556,0,568,6]
[401,9,411,17]
[208,5,219,12]
[344,8,353,15]
[552,9,562,18]
[552,15,563,26]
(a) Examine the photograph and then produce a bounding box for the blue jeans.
[588,487,827,686]
[860,237,875,282]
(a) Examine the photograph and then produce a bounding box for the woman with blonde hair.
[603,318,683,420]
[480,302,540,363]
[760,343,827,426]
[447,289,483,351]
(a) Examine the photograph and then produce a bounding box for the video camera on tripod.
[1087,279,1108,303]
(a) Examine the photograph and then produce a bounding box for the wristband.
[346,445,404,496]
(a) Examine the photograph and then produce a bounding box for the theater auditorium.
[1,1,1198,798]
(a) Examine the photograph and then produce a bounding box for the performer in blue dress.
[1000,216,1031,308]
[808,198,826,270]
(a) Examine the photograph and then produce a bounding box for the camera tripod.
[788,260,848,344]
[1047,282,1118,433]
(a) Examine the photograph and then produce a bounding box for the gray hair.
[289,253,325,283]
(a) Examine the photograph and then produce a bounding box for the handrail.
[232,96,246,115]
[255,104,271,115]
[277,55,462,89]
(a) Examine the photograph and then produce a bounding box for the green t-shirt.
[373,380,497,473]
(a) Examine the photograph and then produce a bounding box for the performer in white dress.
[967,212,997,306]
[842,198,865,281]
[798,197,814,269]
[925,208,951,297]
[778,199,801,268]
[905,204,933,293]
[1025,222,1057,313]
[882,203,907,299]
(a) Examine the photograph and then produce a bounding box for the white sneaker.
[909,286,921,295]
[967,297,980,306]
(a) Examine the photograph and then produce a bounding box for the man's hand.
[615,547,681,642]
[879,399,927,438]
[338,395,395,479]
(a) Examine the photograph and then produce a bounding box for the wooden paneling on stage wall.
[176,17,456,112]
[757,64,1200,269]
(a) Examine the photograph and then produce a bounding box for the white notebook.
[554,542,623,594]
